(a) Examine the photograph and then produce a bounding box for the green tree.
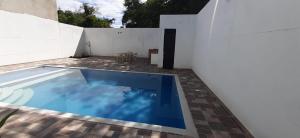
[58,3,114,28]
[122,0,209,28]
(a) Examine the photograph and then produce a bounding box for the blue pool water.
[0,67,186,129]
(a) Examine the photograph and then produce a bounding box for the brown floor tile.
[0,57,252,138]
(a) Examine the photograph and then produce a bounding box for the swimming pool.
[0,66,198,137]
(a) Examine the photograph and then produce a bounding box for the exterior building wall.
[0,10,83,66]
[2,0,300,137]
[0,0,58,20]
[84,28,163,58]
[159,15,196,69]
[193,0,300,137]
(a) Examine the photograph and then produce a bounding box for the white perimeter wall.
[193,0,300,137]
[2,0,300,137]
[0,10,84,66]
[0,10,164,65]
[160,15,196,68]
[84,28,163,58]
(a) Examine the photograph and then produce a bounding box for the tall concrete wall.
[0,10,83,66]
[193,0,300,137]
[0,0,58,21]
[2,0,300,137]
[84,28,163,58]
[159,15,196,69]
[0,8,163,65]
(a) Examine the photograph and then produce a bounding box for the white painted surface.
[150,54,159,65]
[59,23,84,57]
[3,1,300,137]
[159,15,196,69]
[0,0,58,21]
[84,28,163,58]
[193,0,300,137]
[0,10,84,66]
[0,10,163,65]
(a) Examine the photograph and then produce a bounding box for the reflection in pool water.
[0,67,186,129]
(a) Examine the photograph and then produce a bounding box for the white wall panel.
[0,10,84,66]
[160,15,196,69]
[84,28,163,58]
[192,0,300,137]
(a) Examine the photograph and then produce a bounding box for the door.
[163,29,176,69]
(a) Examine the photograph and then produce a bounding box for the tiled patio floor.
[0,57,253,138]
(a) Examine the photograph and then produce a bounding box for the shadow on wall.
[74,30,89,58]
[62,28,162,60]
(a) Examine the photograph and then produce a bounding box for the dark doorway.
[163,29,176,69]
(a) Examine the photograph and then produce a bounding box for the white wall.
[0,0,58,21]
[160,15,196,69]
[59,23,85,57]
[84,28,163,58]
[0,10,84,66]
[193,0,300,137]
[0,10,163,65]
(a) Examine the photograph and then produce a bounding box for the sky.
[57,0,147,28]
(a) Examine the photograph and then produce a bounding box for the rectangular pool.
[0,66,197,137]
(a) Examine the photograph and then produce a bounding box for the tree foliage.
[58,3,114,28]
[122,0,209,28]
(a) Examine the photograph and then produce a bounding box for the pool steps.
[0,70,73,105]
[0,69,67,87]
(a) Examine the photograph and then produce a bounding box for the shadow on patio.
[0,57,253,138]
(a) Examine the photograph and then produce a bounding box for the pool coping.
[0,65,199,138]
